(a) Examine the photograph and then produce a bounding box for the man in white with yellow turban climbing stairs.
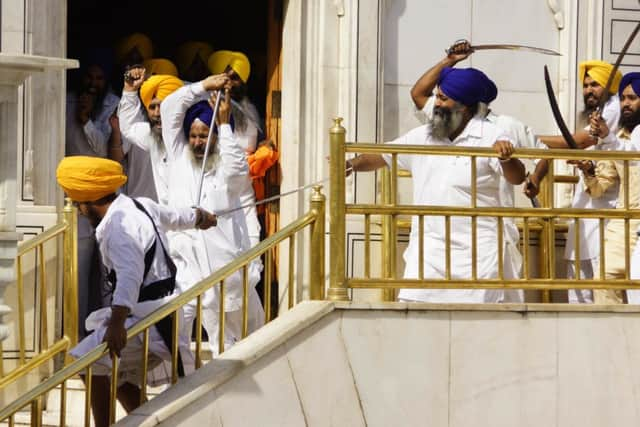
[57,156,216,427]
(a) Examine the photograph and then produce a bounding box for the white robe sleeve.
[137,197,197,231]
[160,82,209,161]
[118,91,151,153]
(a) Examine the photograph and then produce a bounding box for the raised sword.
[446,43,561,56]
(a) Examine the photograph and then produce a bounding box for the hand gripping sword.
[193,90,223,209]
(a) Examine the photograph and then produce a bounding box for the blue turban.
[437,67,498,106]
[183,100,235,138]
[619,72,640,97]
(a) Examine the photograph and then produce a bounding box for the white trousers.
[566,259,596,304]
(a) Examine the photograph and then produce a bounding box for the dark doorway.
[67,0,269,117]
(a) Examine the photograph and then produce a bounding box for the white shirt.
[231,97,263,247]
[382,117,516,303]
[565,95,621,260]
[118,91,167,204]
[95,195,196,310]
[160,82,260,310]
[65,91,120,157]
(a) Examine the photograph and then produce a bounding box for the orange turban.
[139,75,184,110]
[115,33,153,64]
[208,50,251,83]
[143,58,178,77]
[56,156,127,202]
[578,60,623,94]
[175,41,213,76]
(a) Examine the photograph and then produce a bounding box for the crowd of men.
[63,33,277,426]
[59,34,640,425]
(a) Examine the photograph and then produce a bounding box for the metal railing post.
[328,118,349,301]
[309,185,326,300]
[62,198,78,348]
[381,168,396,301]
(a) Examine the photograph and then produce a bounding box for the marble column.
[0,54,77,342]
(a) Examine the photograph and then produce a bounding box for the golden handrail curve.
[16,223,67,256]
[0,210,319,421]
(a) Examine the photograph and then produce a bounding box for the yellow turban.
[115,33,153,64]
[143,58,178,77]
[56,156,127,202]
[578,60,623,94]
[175,41,214,76]
[139,75,184,110]
[208,50,251,83]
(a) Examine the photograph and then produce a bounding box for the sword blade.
[471,44,561,56]
[599,21,640,109]
[544,65,579,149]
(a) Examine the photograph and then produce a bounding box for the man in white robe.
[409,41,548,293]
[348,67,526,303]
[161,74,264,353]
[555,61,622,303]
[117,71,184,205]
[56,156,216,427]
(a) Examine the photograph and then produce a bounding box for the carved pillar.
[0,54,77,343]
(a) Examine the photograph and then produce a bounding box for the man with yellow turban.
[208,50,279,248]
[575,72,640,304]
[175,41,213,82]
[160,72,265,354]
[57,156,215,427]
[116,67,184,205]
[538,60,622,303]
[142,58,179,77]
[115,33,154,68]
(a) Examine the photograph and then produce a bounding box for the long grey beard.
[231,98,263,134]
[431,108,464,140]
[188,146,219,172]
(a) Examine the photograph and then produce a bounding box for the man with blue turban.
[577,72,640,304]
[345,54,526,303]
[160,73,265,353]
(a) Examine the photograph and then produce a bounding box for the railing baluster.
[140,328,149,401]
[219,280,226,355]
[38,243,48,351]
[574,218,581,280]
[195,295,203,368]
[84,366,92,427]
[171,311,179,384]
[17,255,25,365]
[289,234,296,306]
[59,379,67,427]
[265,250,273,323]
[30,397,42,427]
[418,215,424,280]
[364,215,370,279]
[242,266,249,338]
[110,358,118,424]
[600,218,606,280]
[445,216,451,280]
[497,217,504,280]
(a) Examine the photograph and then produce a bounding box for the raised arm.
[411,40,473,110]
[160,74,229,160]
[118,66,151,151]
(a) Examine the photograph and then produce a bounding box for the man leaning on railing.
[346,66,526,304]
[576,72,640,304]
[55,156,216,427]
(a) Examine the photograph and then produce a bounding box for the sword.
[193,90,223,208]
[598,21,640,110]
[543,65,579,149]
[446,43,561,56]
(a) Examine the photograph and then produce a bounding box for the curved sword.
[544,65,579,149]
[599,21,640,109]
[446,43,561,56]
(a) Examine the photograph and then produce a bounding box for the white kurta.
[161,82,264,349]
[70,195,197,384]
[383,117,521,303]
[232,97,263,248]
[118,91,168,205]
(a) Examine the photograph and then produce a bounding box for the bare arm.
[494,140,526,185]
[537,131,598,149]
[347,154,387,173]
[410,40,472,110]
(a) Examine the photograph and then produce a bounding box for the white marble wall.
[121,301,640,427]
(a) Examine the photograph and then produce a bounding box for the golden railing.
[328,117,640,300]
[0,187,325,426]
[0,198,78,389]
